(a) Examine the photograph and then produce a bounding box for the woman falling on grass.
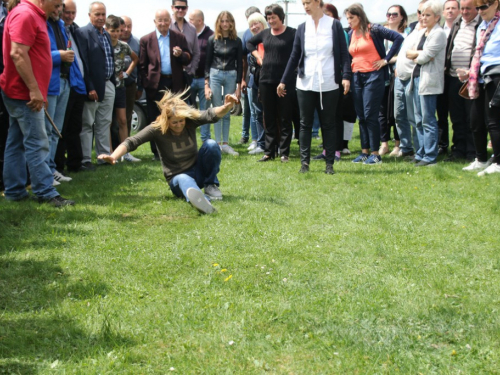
[98,90,239,214]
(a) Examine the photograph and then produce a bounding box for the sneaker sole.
[186,188,216,214]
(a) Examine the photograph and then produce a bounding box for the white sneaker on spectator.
[463,158,490,171]
[249,146,264,155]
[122,153,141,162]
[341,148,351,155]
[247,141,257,151]
[53,170,72,182]
[52,179,61,186]
[477,163,500,176]
[221,144,239,156]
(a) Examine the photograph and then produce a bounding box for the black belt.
[161,74,172,79]
[60,73,69,79]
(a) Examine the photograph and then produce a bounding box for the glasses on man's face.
[174,5,187,10]
[475,2,493,11]
[386,12,400,17]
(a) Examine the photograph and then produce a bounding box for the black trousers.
[147,76,173,157]
[447,75,475,159]
[379,83,399,142]
[470,74,500,164]
[436,74,451,150]
[259,82,293,157]
[297,88,339,165]
[55,88,86,171]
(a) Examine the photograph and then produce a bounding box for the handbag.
[459,81,470,100]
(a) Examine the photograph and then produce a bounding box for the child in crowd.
[105,15,140,162]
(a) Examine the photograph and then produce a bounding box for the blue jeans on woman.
[46,78,70,173]
[168,139,221,201]
[209,68,237,143]
[352,70,385,151]
[2,93,59,201]
[411,77,439,163]
[394,77,419,154]
[248,87,264,148]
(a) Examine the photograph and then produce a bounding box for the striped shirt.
[450,15,480,77]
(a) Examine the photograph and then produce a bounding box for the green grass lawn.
[1,116,500,374]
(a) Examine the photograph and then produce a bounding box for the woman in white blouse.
[278,0,351,174]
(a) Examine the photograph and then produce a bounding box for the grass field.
[1,115,500,374]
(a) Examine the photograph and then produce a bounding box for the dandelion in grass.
[224,275,232,282]
[213,263,219,267]
[221,269,227,273]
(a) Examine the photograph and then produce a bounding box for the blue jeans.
[312,110,320,137]
[412,77,439,163]
[168,139,221,201]
[2,93,59,201]
[394,77,419,154]
[46,78,70,173]
[191,77,211,142]
[352,70,385,151]
[248,87,264,147]
[209,68,236,143]
[241,91,253,140]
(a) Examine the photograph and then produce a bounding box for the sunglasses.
[174,5,187,10]
[475,2,493,10]
[386,12,400,17]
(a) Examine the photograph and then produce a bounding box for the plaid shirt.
[93,25,114,79]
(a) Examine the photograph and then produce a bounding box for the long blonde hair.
[152,89,201,134]
[214,11,237,40]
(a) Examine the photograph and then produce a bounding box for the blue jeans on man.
[46,78,70,173]
[191,77,211,142]
[411,77,439,163]
[2,93,59,201]
[394,77,419,154]
[169,139,221,201]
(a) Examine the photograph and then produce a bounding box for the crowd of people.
[0,0,499,212]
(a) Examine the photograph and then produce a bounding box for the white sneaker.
[221,144,239,156]
[341,148,351,155]
[463,158,490,171]
[53,170,72,182]
[52,179,61,186]
[478,163,500,176]
[247,141,257,151]
[186,187,216,214]
[122,152,141,162]
[248,146,264,155]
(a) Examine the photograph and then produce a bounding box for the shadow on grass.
[0,257,133,372]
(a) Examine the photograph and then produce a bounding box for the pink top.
[349,31,381,73]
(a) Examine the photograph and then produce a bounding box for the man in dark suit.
[75,1,116,168]
[139,8,191,159]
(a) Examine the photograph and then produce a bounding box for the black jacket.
[205,35,243,83]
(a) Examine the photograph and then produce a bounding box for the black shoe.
[401,150,415,157]
[325,164,335,174]
[238,137,249,145]
[438,147,448,155]
[299,163,309,173]
[415,160,437,167]
[257,155,274,162]
[39,195,75,207]
[312,153,326,160]
[79,162,96,172]
[152,155,161,161]
[444,154,465,162]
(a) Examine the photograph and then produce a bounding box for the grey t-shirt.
[123,108,219,182]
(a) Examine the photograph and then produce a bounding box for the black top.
[247,27,296,85]
[205,36,243,83]
[413,34,427,78]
